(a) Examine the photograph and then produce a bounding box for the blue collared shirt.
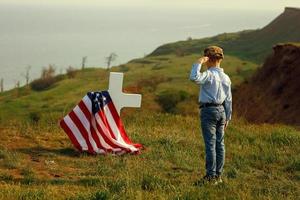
[189,63,232,121]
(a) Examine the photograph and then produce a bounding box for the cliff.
[234,43,300,125]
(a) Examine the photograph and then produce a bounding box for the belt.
[199,102,223,109]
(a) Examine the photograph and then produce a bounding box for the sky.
[1,0,300,11]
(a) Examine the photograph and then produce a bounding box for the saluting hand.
[198,56,209,64]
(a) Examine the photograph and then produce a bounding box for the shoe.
[213,175,223,185]
[194,175,215,186]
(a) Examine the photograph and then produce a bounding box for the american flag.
[60,91,142,154]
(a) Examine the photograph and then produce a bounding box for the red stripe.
[69,111,96,154]
[107,102,142,149]
[78,101,91,121]
[94,113,134,152]
[98,108,117,140]
[94,116,122,150]
[60,119,82,152]
[107,102,132,144]
[78,101,104,150]
[91,117,111,151]
[97,107,134,152]
[94,117,136,153]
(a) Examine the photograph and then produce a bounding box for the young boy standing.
[189,46,232,184]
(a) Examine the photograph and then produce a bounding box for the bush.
[156,89,190,113]
[30,65,57,91]
[30,77,56,91]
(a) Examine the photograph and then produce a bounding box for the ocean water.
[0,4,279,90]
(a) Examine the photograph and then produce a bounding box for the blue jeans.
[200,106,226,177]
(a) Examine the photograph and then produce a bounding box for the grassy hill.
[0,54,257,125]
[0,51,299,199]
[0,9,300,199]
[149,7,300,63]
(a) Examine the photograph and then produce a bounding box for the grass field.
[0,112,299,199]
[0,52,299,199]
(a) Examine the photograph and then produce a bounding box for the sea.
[0,4,280,90]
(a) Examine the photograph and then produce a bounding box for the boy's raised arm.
[189,57,211,84]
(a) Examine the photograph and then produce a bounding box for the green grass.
[0,113,299,199]
[0,46,299,199]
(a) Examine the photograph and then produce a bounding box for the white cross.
[108,72,142,115]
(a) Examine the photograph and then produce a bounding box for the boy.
[189,46,232,184]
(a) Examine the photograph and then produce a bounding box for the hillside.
[0,48,299,199]
[149,7,300,63]
[0,54,257,124]
[234,43,300,126]
[0,9,300,199]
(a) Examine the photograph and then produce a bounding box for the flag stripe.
[103,105,138,151]
[60,119,83,151]
[91,117,114,151]
[107,103,133,144]
[73,106,99,153]
[96,110,131,151]
[63,115,88,150]
[94,113,121,150]
[79,100,104,150]
[94,113,128,151]
[69,111,95,154]
[97,108,117,140]
[107,103,142,148]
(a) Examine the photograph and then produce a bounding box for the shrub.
[156,89,190,113]
[30,77,56,91]
[30,65,57,91]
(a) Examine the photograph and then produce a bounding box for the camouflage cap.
[204,46,224,60]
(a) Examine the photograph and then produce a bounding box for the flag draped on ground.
[60,91,142,154]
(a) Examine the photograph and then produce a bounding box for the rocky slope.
[234,43,300,125]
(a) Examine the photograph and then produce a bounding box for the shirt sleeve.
[224,81,232,121]
[189,63,211,85]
